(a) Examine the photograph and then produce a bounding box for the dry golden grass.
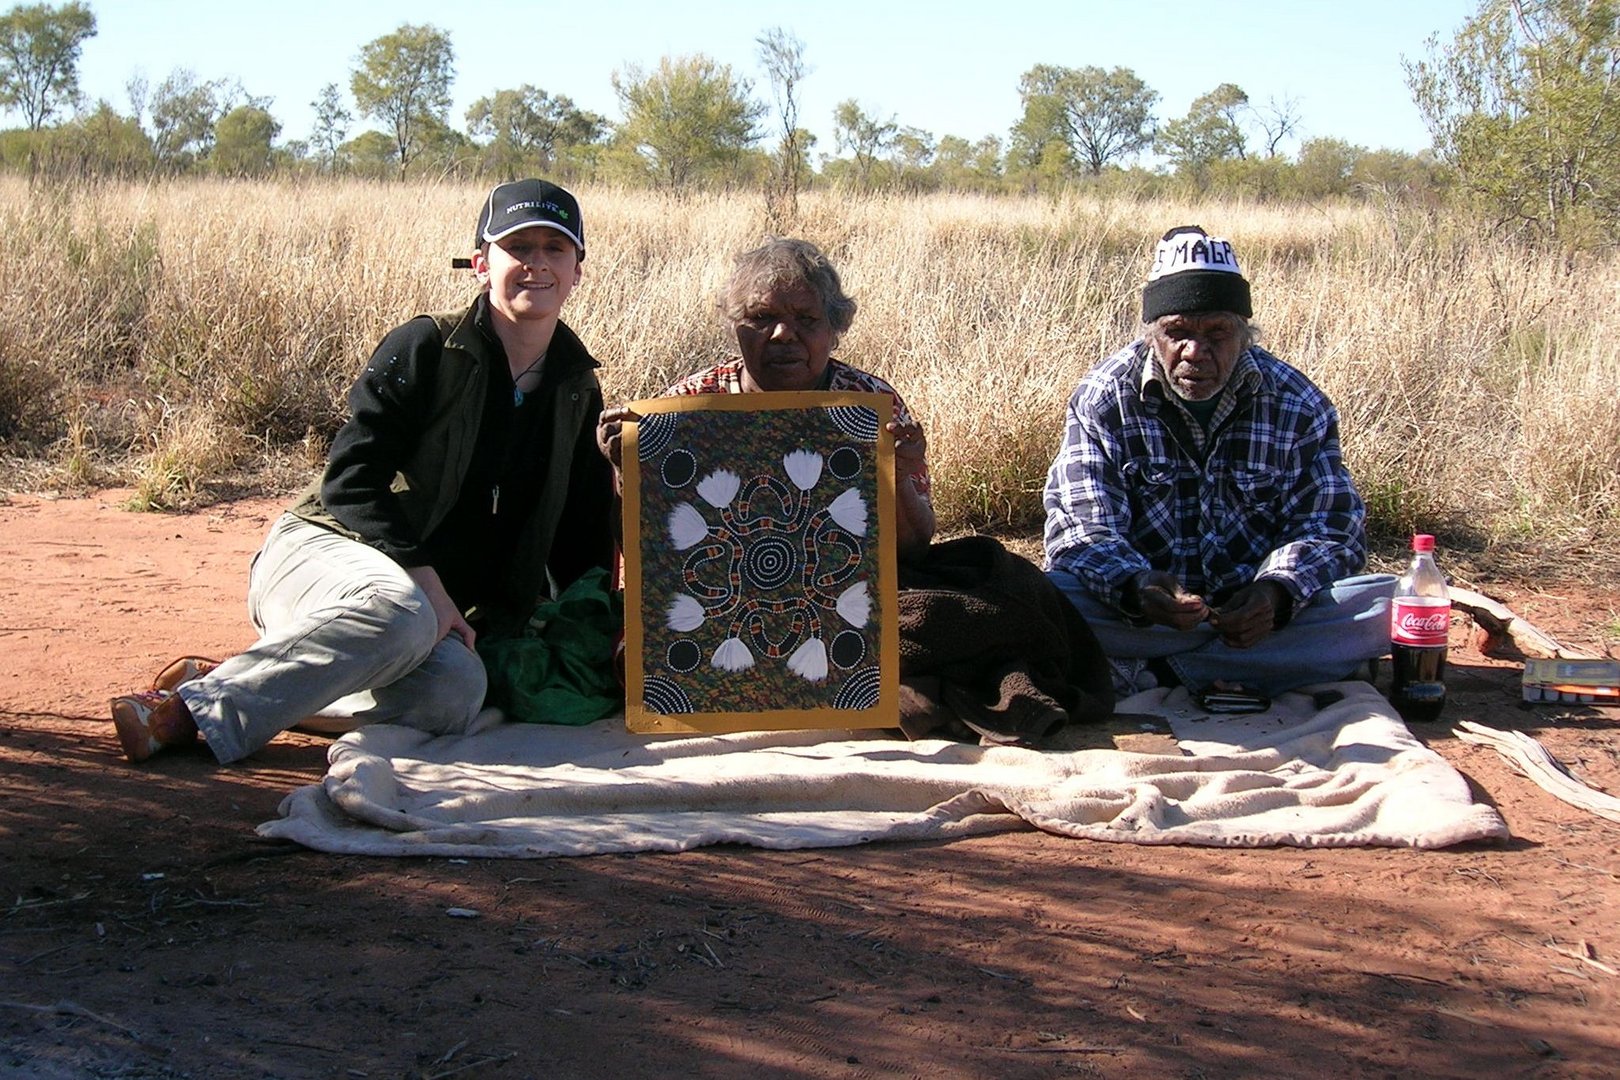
[2,176,1616,576]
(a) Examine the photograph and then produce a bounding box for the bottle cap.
[1412,534,1435,552]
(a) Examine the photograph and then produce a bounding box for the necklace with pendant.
[512,352,546,406]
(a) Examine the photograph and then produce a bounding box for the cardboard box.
[1522,658,1620,703]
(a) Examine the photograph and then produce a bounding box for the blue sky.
[69,0,1482,161]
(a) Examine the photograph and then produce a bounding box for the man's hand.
[596,406,642,468]
[407,565,476,650]
[1128,570,1210,631]
[1208,580,1289,649]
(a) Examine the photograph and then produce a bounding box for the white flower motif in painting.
[787,637,828,681]
[712,636,755,672]
[835,581,871,627]
[829,488,867,535]
[696,469,740,508]
[783,450,823,491]
[667,593,705,632]
[668,502,709,551]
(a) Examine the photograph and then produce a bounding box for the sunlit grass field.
[2,176,1616,576]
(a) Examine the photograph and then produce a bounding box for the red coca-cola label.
[1392,598,1450,646]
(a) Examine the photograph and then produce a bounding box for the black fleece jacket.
[289,294,613,634]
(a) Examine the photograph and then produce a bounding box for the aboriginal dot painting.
[622,391,899,735]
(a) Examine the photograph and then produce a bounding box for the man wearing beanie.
[1042,226,1393,699]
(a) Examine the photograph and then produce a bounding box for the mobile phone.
[1196,689,1271,714]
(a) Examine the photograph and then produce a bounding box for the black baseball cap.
[473,178,584,255]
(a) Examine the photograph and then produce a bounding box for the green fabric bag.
[478,566,624,725]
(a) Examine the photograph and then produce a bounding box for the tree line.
[1,1,1616,244]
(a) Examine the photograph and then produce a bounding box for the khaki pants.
[179,514,486,764]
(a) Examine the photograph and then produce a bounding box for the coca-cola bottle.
[1390,533,1450,721]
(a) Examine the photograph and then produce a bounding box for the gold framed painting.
[622,391,900,734]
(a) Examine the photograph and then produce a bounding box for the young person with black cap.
[109,179,614,764]
[1042,225,1393,700]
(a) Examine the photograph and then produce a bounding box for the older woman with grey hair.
[602,238,1116,745]
[599,237,935,559]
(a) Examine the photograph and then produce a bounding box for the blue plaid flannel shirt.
[1043,340,1366,616]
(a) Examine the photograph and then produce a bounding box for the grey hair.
[1143,311,1261,352]
[718,238,858,335]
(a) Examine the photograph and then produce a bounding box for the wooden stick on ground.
[1447,587,1598,661]
[1453,720,1620,824]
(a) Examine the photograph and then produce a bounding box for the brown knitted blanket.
[896,536,1114,744]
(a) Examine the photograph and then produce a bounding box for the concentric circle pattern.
[642,675,695,715]
[825,405,880,442]
[741,534,797,590]
[832,666,882,710]
[636,412,677,460]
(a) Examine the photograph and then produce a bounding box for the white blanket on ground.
[256,682,1507,858]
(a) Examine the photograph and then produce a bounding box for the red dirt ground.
[2,490,1617,1079]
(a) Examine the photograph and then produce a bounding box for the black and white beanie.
[1141,225,1251,322]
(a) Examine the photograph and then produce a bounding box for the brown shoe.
[110,690,199,763]
[150,656,221,693]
